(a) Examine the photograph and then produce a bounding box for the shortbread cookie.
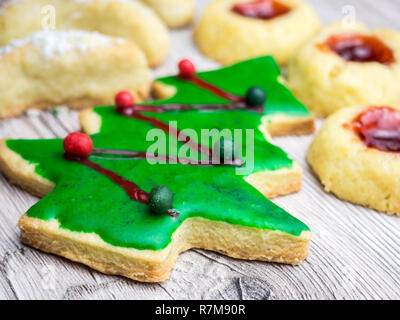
[0,0,170,66]
[0,30,150,119]
[141,0,194,28]
[194,0,320,65]
[308,105,400,215]
[0,57,313,282]
[287,23,400,118]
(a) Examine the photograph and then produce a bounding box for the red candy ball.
[178,59,196,79]
[115,91,134,109]
[63,132,93,158]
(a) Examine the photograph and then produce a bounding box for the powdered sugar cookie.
[0,30,149,118]
[0,0,170,66]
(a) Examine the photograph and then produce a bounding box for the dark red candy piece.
[353,106,400,152]
[63,132,93,158]
[178,59,196,79]
[324,34,395,65]
[115,91,134,109]
[232,0,291,20]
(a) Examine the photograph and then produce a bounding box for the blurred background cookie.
[0,30,150,119]
[307,105,400,216]
[287,23,400,118]
[0,0,171,66]
[141,0,194,28]
[194,0,320,65]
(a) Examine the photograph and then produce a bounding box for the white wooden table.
[0,0,399,300]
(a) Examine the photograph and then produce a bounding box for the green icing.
[6,56,311,251]
[152,56,310,117]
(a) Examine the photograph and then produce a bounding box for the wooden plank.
[0,0,399,300]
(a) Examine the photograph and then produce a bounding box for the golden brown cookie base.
[263,114,315,137]
[0,139,54,197]
[19,215,310,282]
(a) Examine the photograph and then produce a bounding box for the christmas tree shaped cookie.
[0,57,313,282]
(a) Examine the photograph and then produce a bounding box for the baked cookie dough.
[0,0,170,66]
[0,30,150,119]
[0,57,313,282]
[307,105,400,215]
[287,23,400,118]
[141,0,194,28]
[194,0,320,65]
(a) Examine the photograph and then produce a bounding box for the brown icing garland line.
[65,71,254,215]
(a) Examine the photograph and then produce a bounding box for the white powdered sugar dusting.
[0,29,125,59]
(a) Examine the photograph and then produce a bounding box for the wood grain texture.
[0,0,399,300]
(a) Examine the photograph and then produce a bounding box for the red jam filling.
[324,34,395,65]
[232,0,291,20]
[353,107,400,152]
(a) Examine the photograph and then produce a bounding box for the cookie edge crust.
[0,139,54,197]
[18,215,311,282]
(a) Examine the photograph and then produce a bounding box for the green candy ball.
[213,138,238,163]
[245,86,267,107]
[149,185,174,215]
